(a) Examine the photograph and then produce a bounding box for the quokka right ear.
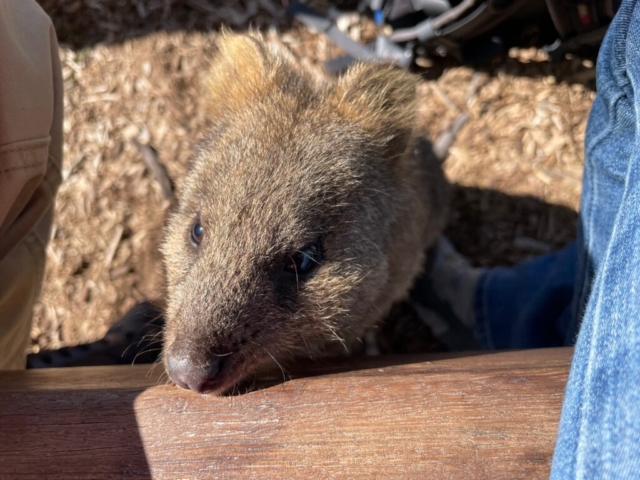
[331,62,419,152]
[206,32,280,118]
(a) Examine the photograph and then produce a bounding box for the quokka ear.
[332,62,419,150]
[206,32,280,118]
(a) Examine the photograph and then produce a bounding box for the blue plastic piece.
[374,10,385,25]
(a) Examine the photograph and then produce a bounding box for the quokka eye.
[286,243,322,275]
[190,220,204,246]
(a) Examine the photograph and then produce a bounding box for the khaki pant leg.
[0,0,64,369]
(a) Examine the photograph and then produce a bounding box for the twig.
[433,73,482,161]
[430,83,461,114]
[433,112,470,161]
[132,139,174,200]
[104,224,124,268]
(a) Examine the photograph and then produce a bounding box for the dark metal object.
[289,2,413,72]
[543,26,609,60]
[289,0,617,69]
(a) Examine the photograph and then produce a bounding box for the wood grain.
[0,348,572,479]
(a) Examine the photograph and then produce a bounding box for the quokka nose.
[166,352,221,394]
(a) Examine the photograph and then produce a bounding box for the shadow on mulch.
[446,185,577,268]
[37,0,290,49]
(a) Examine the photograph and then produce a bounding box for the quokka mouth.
[166,350,261,395]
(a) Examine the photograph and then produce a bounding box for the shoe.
[409,236,484,351]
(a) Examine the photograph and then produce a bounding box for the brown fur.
[161,33,449,393]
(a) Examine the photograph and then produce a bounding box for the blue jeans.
[476,1,640,476]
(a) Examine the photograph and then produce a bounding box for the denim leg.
[551,0,640,477]
[475,243,576,349]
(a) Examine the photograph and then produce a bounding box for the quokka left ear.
[331,62,419,150]
[206,32,303,120]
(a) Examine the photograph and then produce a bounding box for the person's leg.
[551,0,640,476]
[0,0,63,369]
[414,238,578,350]
[475,242,577,348]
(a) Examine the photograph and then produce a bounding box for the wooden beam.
[0,348,572,479]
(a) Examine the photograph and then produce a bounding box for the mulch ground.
[30,0,595,354]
